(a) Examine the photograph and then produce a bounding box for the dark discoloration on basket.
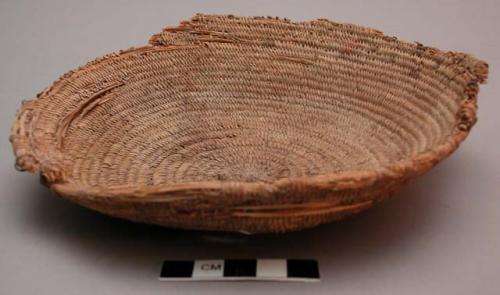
[10,14,488,233]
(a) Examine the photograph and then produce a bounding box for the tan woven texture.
[11,14,488,233]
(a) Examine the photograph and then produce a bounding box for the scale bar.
[159,259,319,282]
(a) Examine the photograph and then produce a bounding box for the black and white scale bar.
[159,259,319,282]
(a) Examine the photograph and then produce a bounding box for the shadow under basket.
[11,14,488,233]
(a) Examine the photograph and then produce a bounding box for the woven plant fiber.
[11,14,488,233]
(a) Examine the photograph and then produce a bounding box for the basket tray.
[11,14,488,233]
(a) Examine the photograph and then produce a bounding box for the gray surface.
[1,0,499,294]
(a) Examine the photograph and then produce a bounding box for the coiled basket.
[11,14,488,233]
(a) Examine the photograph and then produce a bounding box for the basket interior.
[22,16,476,187]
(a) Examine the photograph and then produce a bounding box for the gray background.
[1,0,499,294]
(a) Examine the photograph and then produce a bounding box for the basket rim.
[11,14,489,201]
